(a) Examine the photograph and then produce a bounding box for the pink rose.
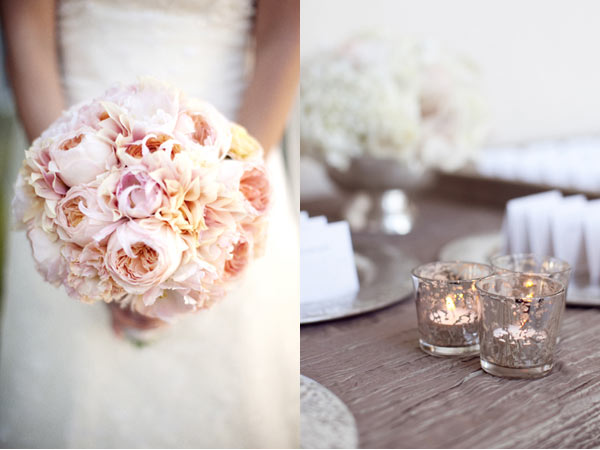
[116,167,163,218]
[105,219,186,296]
[50,129,117,187]
[240,165,270,214]
[55,184,119,246]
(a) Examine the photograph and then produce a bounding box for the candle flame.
[445,295,456,311]
[524,280,534,288]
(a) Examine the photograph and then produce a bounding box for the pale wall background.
[301,0,600,146]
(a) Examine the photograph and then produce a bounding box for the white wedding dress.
[0,0,299,447]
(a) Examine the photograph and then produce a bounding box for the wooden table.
[301,190,600,448]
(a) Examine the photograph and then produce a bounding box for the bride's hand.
[107,302,165,337]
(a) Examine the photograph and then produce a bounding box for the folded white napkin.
[505,190,562,254]
[502,191,600,283]
[300,213,359,304]
[550,195,586,271]
[476,136,600,192]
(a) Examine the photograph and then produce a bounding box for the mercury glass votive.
[490,253,571,288]
[476,273,566,379]
[490,253,571,344]
[412,261,493,357]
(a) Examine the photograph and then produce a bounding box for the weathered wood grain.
[301,193,600,448]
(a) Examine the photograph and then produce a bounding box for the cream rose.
[50,129,117,187]
[105,219,185,296]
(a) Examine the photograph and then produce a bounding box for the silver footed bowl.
[326,155,436,235]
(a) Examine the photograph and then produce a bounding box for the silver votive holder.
[476,273,566,379]
[490,253,571,287]
[490,253,571,344]
[412,261,493,357]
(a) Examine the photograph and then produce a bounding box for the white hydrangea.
[301,34,489,172]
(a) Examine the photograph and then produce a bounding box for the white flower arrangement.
[301,33,489,172]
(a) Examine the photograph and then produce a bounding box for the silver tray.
[300,375,358,449]
[439,232,600,307]
[300,234,417,324]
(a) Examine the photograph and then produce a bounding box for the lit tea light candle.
[412,261,493,357]
[429,295,474,326]
[492,325,547,343]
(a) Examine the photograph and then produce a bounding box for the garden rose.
[240,165,270,214]
[49,129,117,186]
[105,219,186,296]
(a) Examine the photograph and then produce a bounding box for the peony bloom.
[116,166,163,218]
[55,184,119,246]
[27,228,67,285]
[105,219,186,297]
[49,129,117,186]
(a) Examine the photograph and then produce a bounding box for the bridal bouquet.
[301,33,489,172]
[13,78,270,322]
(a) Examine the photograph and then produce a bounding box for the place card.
[300,213,359,305]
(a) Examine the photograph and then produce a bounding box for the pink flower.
[102,78,181,139]
[24,140,68,200]
[176,98,232,158]
[116,133,183,167]
[105,219,186,296]
[55,184,119,246]
[116,167,163,218]
[61,243,125,303]
[12,171,43,227]
[224,236,250,279]
[27,227,67,285]
[240,165,270,214]
[49,129,117,187]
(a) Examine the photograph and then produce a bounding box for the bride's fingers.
[110,312,125,338]
[108,302,165,332]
